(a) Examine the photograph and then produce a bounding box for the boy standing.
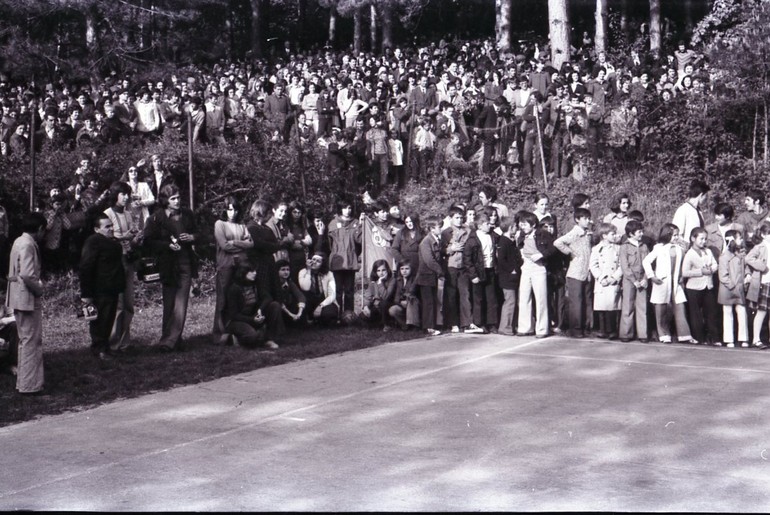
[416,216,444,336]
[463,213,496,334]
[497,217,523,335]
[441,206,472,333]
[618,220,649,342]
[554,208,593,338]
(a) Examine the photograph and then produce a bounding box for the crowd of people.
[0,36,714,191]
[4,166,770,397]
[0,36,734,398]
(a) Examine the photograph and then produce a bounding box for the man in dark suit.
[474,96,507,174]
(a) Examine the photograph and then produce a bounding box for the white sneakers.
[464,324,485,334]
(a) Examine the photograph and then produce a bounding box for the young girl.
[389,260,420,330]
[746,222,770,349]
[718,230,748,348]
[643,223,696,344]
[603,192,632,238]
[361,259,396,331]
[533,193,556,231]
[682,227,720,345]
[589,223,622,339]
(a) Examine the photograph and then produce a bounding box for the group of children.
[352,184,770,349]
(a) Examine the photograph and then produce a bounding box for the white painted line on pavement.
[505,350,770,375]
[0,337,548,500]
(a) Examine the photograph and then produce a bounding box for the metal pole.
[188,111,194,211]
[29,100,36,211]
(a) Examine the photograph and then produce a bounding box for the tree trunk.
[619,0,628,41]
[225,1,234,61]
[250,0,262,56]
[370,3,377,53]
[353,6,363,54]
[298,0,307,49]
[594,0,607,56]
[381,2,393,51]
[548,0,570,71]
[764,98,768,167]
[684,0,694,31]
[495,0,512,53]
[328,6,337,46]
[85,5,98,59]
[649,0,661,58]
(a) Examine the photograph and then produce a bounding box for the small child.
[589,223,622,339]
[619,220,649,342]
[497,216,523,335]
[361,259,396,331]
[746,222,770,349]
[416,216,444,336]
[517,210,555,337]
[643,224,696,344]
[682,227,720,345]
[389,260,420,330]
[718,230,749,348]
[554,207,593,338]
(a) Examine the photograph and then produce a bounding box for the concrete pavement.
[2,334,770,511]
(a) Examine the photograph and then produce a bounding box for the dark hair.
[498,216,513,233]
[628,210,645,222]
[609,192,631,213]
[713,202,734,219]
[658,223,679,245]
[479,183,498,202]
[689,226,706,242]
[421,215,441,231]
[518,210,538,228]
[369,259,393,281]
[758,223,770,238]
[158,183,181,208]
[725,229,741,254]
[746,189,765,207]
[20,211,47,233]
[534,192,549,204]
[93,212,110,229]
[475,212,490,225]
[574,207,591,221]
[482,205,499,222]
[220,195,243,222]
[448,205,465,218]
[335,197,355,215]
[625,219,644,236]
[687,179,710,199]
[234,263,257,284]
[571,193,590,210]
[403,212,421,230]
[310,251,330,275]
[108,181,131,206]
[275,259,291,269]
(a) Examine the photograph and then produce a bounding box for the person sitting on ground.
[274,259,306,326]
[298,251,339,325]
[224,262,284,349]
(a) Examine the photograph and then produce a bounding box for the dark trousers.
[566,277,590,335]
[333,270,356,313]
[304,291,339,325]
[685,287,721,344]
[444,267,472,328]
[420,285,439,330]
[89,295,119,354]
[227,300,285,346]
[472,270,499,327]
[160,263,192,349]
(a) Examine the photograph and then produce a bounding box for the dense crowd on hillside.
[2,36,743,398]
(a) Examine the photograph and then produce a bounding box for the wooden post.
[187,111,194,211]
[533,100,548,190]
[29,100,36,211]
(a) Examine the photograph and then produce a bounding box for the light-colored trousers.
[15,308,43,393]
[518,262,549,336]
[722,304,748,343]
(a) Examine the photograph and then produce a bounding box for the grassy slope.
[0,290,420,427]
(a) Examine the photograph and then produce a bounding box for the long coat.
[718,249,747,305]
[590,241,622,311]
[643,243,687,304]
[745,242,769,303]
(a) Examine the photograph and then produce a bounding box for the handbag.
[137,257,161,283]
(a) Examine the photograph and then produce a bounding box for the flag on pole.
[361,215,399,278]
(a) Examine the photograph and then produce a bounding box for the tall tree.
[650,0,661,58]
[381,1,393,51]
[495,0,512,53]
[548,0,570,70]
[370,2,378,53]
[353,2,364,53]
[594,0,607,55]
[249,0,263,56]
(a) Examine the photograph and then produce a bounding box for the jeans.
[110,258,135,350]
[498,288,517,334]
[443,267,472,328]
[619,278,647,340]
[472,270,499,327]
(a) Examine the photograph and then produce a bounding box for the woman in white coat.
[642,223,696,344]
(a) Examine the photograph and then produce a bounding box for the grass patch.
[0,292,421,428]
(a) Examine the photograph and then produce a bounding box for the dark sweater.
[79,233,125,298]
